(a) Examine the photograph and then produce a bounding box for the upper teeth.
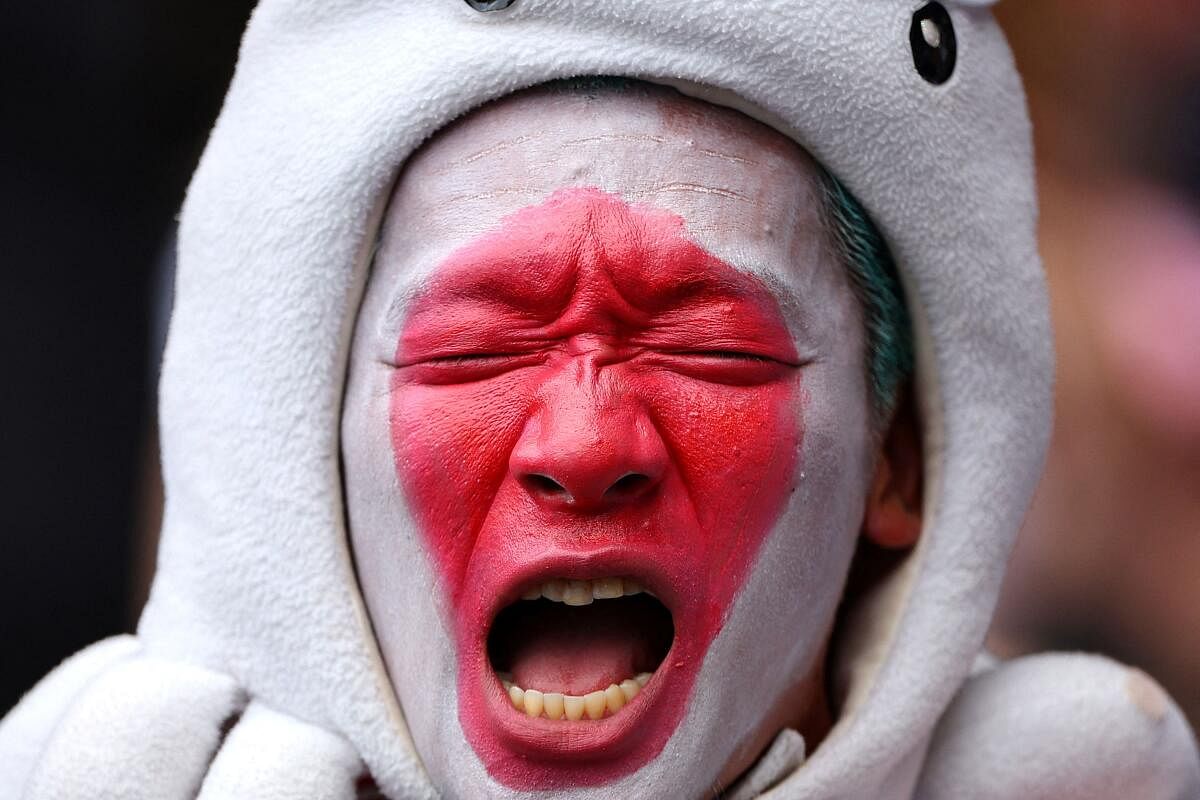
[520,577,647,606]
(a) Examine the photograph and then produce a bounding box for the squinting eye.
[685,351,777,362]
[400,352,541,385]
[427,353,515,366]
[657,350,796,387]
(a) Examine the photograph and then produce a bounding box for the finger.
[23,655,244,800]
[0,636,140,797]
[198,702,363,800]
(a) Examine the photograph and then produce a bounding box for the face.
[342,85,877,798]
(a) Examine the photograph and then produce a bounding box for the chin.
[402,524,848,798]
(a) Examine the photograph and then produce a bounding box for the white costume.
[2,1,1198,797]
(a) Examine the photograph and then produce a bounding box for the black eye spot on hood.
[910,2,957,85]
[465,0,515,11]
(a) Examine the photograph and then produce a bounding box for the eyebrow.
[382,274,431,337]
[735,262,813,348]
[381,246,807,325]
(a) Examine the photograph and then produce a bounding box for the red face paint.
[390,188,804,789]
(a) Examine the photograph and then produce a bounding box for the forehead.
[385,84,831,272]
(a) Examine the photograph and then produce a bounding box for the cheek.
[645,371,804,601]
[389,376,531,600]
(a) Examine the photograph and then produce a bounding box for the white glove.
[0,636,368,800]
[917,652,1200,800]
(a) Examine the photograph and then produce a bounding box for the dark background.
[1,1,256,713]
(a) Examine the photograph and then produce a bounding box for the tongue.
[503,600,655,696]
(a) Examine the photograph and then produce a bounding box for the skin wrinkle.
[428,131,770,222]
[431,132,554,173]
[693,146,759,166]
[563,133,669,146]
[382,205,831,355]
[627,182,749,201]
[341,80,903,799]
[434,187,546,210]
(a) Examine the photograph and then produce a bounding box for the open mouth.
[457,552,713,787]
[487,577,675,722]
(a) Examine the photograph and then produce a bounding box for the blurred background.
[1,0,1197,736]
[989,0,1200,730]
[0,1,256,713]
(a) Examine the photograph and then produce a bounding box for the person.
[341,78,919,795]
[2,2,1197,798]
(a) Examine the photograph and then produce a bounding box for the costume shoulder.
[0,637,366,800]
[916,652,1200,800]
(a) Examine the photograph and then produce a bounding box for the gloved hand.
[917,653,1200,800]
[0,637,382,800]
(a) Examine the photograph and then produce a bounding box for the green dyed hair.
[816,171,913,423]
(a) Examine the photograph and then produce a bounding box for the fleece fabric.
[3,0,1198,798]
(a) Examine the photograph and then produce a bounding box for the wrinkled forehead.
[378,83,836,298]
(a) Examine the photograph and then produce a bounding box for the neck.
[715,642,833,792]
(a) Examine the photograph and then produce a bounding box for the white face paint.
[342,83,875,798]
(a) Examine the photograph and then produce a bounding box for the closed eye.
[650,349,798,386]
[396,351,545,385]
[426,352,525,365]
[674,350,780,362]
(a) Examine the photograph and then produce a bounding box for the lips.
[388,188,806,789]
[456,545,708,788]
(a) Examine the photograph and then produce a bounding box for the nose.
[509,370,668,512]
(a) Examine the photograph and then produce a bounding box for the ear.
[863,386,923,550]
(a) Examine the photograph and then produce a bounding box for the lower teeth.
[501,673,652,720]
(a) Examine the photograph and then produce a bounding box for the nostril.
[520,473,570,500]
[604,472,655,502]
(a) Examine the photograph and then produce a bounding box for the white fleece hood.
[4,2,1199,799]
